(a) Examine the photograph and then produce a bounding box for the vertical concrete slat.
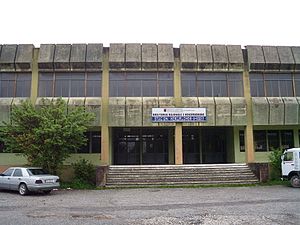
[30,48,39,104]
[101,48,110,165]
[243,68,255,163]
[174,56,182,164]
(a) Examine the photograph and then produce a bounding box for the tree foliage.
[0,98,94,174]
[268,148,284,180]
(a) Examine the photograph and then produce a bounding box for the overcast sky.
[1,0,300,48]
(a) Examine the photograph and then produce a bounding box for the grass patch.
[259,179,290,186]
[61,180,96,190]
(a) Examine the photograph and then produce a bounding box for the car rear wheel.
[43,190,52,194]
[19,183,29,196]
[290,175,300,188]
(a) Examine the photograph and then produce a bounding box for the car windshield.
[27,169,49,176]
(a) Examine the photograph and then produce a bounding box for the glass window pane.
[16,74,31,97]
[38,73,53,97]
[142,80,157,96]
[55,78,69,97]
[250,73,264,97]
[91,131,101,153]
[254,130,267,152]
[239,130,245,152]
[159,80,173,97]
[267,131,280,150]
[281,130,294,149]
[0,73,15,97]
[110,80,126,97]
[127,80,141,96]
[212,80,227,97]
[159,72,173,80]
[228,73,244,97]
[295,74,300,96]
[181,73,196,97]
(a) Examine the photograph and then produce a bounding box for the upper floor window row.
[110,72,173,97]
[0,73,31,98]
[250,73,300,97]
[181,72,244,97]
[38,72,101,97]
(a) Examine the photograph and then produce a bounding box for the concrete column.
[243,69,255,163]
[174,55,183,164]
[30,48,39,104]
[101,48,110,165]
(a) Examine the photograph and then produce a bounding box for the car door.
[0,168,14,190]
[9,169,23,191]
[282,151,295,176]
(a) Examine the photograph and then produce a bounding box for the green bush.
[72,159,96,185]
[268,148,283,180]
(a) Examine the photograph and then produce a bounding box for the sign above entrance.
[152,108,207,123]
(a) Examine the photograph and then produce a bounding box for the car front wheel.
[290,175,300,188]
[19,183,29,196]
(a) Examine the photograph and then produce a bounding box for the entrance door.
[114,129,140,165]
[183,129,200,164]
[201,128,227,163]
[113,128,169,165]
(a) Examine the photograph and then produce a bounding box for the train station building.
[0,43,300,168]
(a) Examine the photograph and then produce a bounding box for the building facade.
[0,43,300,167]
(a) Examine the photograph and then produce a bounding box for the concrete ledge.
[197,44,213,71]
[180,44,197,70]
[0,45,17,71]
[108,97,125,127]
[283,97,298,125]
[158,44,174,70]
[267,97,284,125]
[262,46,280,71]
[109,43,125,70]
[277,46,295,71]
[246,45,265,71]
[38,44,55,71]
[15,44,34,71]
[198,97,215,126]
[252,97,269,125]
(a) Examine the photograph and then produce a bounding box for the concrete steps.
[106,163,259,188]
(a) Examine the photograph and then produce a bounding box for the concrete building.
[0,43,300,169]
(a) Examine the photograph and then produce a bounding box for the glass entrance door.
[201,128,227,163]
[183,129,200,164]
[113,128,169,165]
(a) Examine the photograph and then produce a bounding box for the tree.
[0,98,94,174]
[268,148,284,180]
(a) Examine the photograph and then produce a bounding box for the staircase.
[105,163,259,188]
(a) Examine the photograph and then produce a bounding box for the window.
[254,130,267,152]
[267,130,280,150]
[250,74,264,97]
[181,72,243,97]
[283,152,293,161]
[239,130,245,152]
[265,74,293,97]
[38,72,101,97]
[109,72,173,97]
[250,73,293,97]
[0,73,31,97]
[3,168,14,176]
[13,169,23,177]
[253,130,294,152]
[294,74,300,96]
[78,131,101,153]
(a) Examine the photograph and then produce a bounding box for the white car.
[282,148,300,188]
[0,167,60,195]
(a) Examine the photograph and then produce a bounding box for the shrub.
[72,159,96,185]
[268,148,284,180]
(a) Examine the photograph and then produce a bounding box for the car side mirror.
[281,155,284,161]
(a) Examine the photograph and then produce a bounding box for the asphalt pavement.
[0,185,299,225]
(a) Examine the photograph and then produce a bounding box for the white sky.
[1,0,300,48]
